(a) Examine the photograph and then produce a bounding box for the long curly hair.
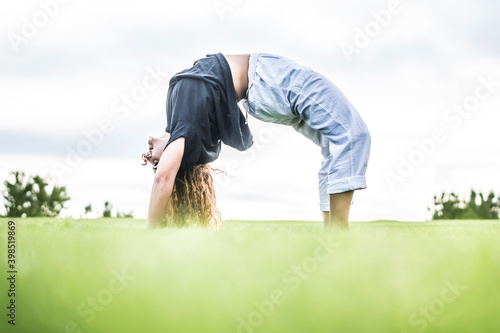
[163,164,222,229]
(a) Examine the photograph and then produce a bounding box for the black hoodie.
[165,53,253,170]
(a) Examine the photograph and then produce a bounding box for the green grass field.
[1,218,499,333]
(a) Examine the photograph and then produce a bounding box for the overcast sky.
[1,0,499,221]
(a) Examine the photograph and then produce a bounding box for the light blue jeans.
[245,53,371,211]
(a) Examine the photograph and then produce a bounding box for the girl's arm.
[147,137,185,228]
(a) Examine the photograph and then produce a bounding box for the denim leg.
[319,136,332,211]
[291,70,371,195]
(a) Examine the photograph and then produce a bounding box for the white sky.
[1,0,499,221]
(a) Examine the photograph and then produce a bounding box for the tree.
[431,189,499,220]
[117,210,134,218]
[103,201,113,218]
[84,203,92,217]
[3,171,30,217]
[479,191,499,219]
[3,171,70,217]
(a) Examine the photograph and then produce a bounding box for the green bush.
[431,190,499,220]
[2,171,70,217]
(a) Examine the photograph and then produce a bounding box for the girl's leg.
[329,191,354,229]
[323,191,354,229]
[322,211,330,227]
[319,134,358,229]
[245,54,370,227]
[290,66,370,230]
[319,136,332,227]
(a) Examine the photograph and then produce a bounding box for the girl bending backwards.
[142,53,370,229]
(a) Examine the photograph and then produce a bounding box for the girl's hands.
[141,132,171,173]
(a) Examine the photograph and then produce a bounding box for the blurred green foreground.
[1,218,499,333]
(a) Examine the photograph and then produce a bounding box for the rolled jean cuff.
[320,203,330,211]
[327,176,367,194]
